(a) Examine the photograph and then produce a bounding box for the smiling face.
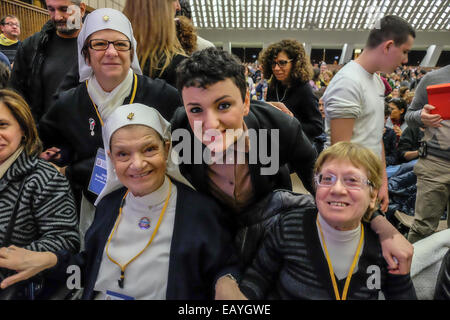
[315,158,377,231]
[182,78,250,153]
[0,102,24,165]
[86,29,132,92]
[109,125,169,197]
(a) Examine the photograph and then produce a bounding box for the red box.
[427,83,450,120]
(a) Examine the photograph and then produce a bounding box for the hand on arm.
[267,101,294,117]
[0,246,57,289]
[370,216,413,275]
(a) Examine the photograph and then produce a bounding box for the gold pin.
[103,15,110,22]
[127,112,134,120]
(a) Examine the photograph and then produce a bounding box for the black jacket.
[171,100,317,209]
[397,126,424,163]
[39,74,183,205]
[434,249,450,300]
[9,21,78,124]
[239,190,417,300]
[48,181,239,300]
[383,126,398,166]
[266,80,323,141]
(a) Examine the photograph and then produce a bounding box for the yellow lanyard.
[86,73,138,127]
[105,178,172,288]
[316,216,364,300]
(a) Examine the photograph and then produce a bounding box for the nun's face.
[109,125,170,197]
[87,29,132,90]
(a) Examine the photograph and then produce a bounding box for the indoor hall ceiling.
[190,0,450,31]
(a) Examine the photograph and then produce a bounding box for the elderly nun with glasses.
[0,103,238,300]
[38,8,183,241]
[218,142,417,300]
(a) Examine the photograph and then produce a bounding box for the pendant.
[138,217,151,230]
[89,118,96,137]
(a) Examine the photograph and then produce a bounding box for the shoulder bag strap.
[2,178,27,247]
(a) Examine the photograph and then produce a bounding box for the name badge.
[88,148,107,195]
[104,290,135,300]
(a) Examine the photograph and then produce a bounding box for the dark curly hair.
[176,47,246,101]
[259,39,313,86]
[175,16,197,55]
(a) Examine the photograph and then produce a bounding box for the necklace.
[275,83,288,102]
[316,215,364,300]
[86,73,138,130]
[105,178,172,289]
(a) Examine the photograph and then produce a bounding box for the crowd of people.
[0,0,448,301]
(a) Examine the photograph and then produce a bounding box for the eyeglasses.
[315,173,373,190]
[2,22,20,28]
[88,39,132,51]
[271,59,292,68]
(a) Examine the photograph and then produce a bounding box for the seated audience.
[383,103,398,166]
[397,126,424,164]
[386,98,408,141]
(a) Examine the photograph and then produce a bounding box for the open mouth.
[328,201,350,207]
[130,171,151,179]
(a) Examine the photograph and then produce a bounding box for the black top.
[383,126,398,166]
[266,80,323,141]
[397,126,424,163]
[170,99,317,213]
[39,74,183,205]
[0,41,19,64]
[239,198,417,300]
[434,248,450,300]
[41,34,78,115]
[143,53,187,88]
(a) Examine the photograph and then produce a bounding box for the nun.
[38,8,182,240]
[0,104,238,300]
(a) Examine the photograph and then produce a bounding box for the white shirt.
[316,213,364,280]
[323,61,385,158]
[94,177,177,299]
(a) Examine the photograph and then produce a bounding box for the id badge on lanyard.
[88,148,107,195]
[104,290,135,300]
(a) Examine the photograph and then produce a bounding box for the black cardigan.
[239,191,417,300]
[266,80,323,141]
[39,74,183,204]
